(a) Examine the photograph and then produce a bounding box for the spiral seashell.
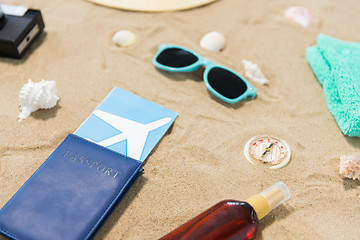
[242,59,269,85]
[18,79,60,122]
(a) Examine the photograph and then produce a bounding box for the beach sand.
[0,0,359,239]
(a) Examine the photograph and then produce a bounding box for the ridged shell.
[284,6,314,28]
[339,155,360,180]
[18,79,60,121]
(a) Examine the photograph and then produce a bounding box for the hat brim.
[86,0,217,12]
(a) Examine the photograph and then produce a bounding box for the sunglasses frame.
[153,44,257,104]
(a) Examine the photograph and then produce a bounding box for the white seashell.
[242,59,268,85]
[200,31,226,51]
[18,79,60,122]
[339,155,360,180]
[112,30,137,47]
[284,6,314,28]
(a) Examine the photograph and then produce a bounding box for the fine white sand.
[1,0,359,239]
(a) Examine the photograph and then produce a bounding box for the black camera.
[0,4,45,58]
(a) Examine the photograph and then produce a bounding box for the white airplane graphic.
[85,109,172,161]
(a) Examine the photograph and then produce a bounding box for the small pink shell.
[339,155,360,180]
[284,6,315,28]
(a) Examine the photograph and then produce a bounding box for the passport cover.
[74,87,178,162]
[0,134,143,240]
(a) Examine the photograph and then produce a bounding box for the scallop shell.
[112,30,137,47]
[200,31,226,51]
[18,79,60,122]
[242,59,268,85]
[339,155,360,180]
[284,6,314,28]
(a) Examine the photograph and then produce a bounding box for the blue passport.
[0,88,177,240]
[0,134,143,240]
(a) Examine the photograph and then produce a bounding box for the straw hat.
[86,0,218,12]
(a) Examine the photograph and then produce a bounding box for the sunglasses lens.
[156,48,198,68]
[208,67,248,99]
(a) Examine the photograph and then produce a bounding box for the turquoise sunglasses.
[153,44,257,104]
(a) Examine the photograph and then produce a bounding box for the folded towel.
[306,34,360,137]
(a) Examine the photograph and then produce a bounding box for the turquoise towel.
[306,34,360,137]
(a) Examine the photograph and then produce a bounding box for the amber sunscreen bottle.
[160,182,290,240]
